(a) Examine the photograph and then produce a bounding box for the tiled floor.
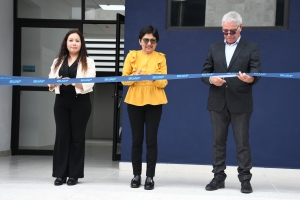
[0,140,299,200]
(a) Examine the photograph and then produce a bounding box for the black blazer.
[201,38,261,113]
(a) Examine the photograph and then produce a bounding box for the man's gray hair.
[222,11,242,26]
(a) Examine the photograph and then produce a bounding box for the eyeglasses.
[142,38,157,44]
[222,26,239,36]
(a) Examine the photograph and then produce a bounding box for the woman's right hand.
[50,76,62,87]
[62,77,70,86]
[134,69,142,75]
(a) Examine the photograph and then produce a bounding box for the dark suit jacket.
[201,38,261,113]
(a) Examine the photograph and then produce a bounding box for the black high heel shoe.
[67,178,78,186]
[130,175,141,188]
[144,177,154,190]
[54,177,67,186]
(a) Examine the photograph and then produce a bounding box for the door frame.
[11,20,83,155]
[112,13,125,161]
[11,0,124,159]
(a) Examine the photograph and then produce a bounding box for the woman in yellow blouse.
[122,25,167,190]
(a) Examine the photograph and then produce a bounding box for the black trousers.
[127,104,162,177]
[52,93,91,178]
[209,104,252,182]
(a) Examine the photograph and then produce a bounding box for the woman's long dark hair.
[54,30,88,73]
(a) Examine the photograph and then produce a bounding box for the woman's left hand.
[149,72,155,82]
[62,77,70,86]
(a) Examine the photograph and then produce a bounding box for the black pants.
[127,104,162,177]
[52,93,91,178]
[209,104,252,182]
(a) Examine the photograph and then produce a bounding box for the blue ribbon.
[0,72,300,86]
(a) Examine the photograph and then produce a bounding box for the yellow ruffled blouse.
[122,50,168,106]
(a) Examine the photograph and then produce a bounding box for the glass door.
[11,22,81,155]
[12,0,126,157]
[112,13,125,161]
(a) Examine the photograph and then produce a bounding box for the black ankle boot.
[54,177,66,186]
[205,178,225,191]
[241,180,253,193]
[67,178,78,186]
[130,175,141,188]
[144,177,154,190]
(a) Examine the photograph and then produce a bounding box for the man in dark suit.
[201,11,261,194]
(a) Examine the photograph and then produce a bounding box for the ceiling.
[20,0,124,38]
[63,0,125,7]
[63,0,126,38]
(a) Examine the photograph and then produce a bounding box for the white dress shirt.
[224,36,241,67]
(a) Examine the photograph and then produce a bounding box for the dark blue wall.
[121,0,300,169]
